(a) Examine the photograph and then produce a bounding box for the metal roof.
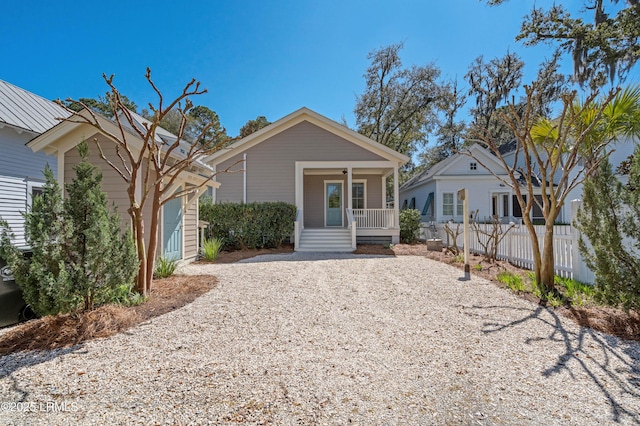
[0,79,70,135]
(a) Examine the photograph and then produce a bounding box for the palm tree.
[522,85,640,296]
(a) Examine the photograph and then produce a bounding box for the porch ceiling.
[303,167,392,175]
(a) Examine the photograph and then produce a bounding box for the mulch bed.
[1,243,637,356]
[0,275,216,355]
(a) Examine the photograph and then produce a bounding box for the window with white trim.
[470,162,477,171]
[352,181,366,209]
[456,197,464,216]
[26,181,44,210]
[442,193,454,216]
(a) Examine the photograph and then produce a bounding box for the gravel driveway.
[1,253,639,425]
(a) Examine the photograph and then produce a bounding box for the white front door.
[325,181,343,227]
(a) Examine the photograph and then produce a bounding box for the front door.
[325,181,343,227]
[163,195,183,260]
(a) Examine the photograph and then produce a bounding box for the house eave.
[205,107,409,166]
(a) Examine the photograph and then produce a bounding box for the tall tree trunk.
[539,224,556,296]
[144,186,162,293]
[132,208,147,296]
[523,219,543,286]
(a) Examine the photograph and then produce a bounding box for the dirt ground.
[1,243,637,355]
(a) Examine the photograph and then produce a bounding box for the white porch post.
[393,165,400,243]
[381,175,386,208]
[295,162,304,212]
[242,153,247,203]
[57,149,65,190]
[294,162,304,250]
[347,167,353,210]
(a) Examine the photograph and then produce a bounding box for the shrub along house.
[204,108,409,251]
[27,108,218,263]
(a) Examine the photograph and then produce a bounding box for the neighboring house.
[401,137,639,226]
[498,136,638,223]
[0,80,70,248]
[27,108,218,263]
[400,143,522,224]
[204,107,409,251]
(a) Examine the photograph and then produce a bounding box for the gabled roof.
[204,107,410,165]
[28,108,214,174]
[0,79,70,134]
[120,109,178,145]
[498,139,518,155]
[401,143,507,191]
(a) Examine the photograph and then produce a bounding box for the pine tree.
[576,148,640,310]
[64,142,138,311]
[19,166,75,315]
[1,142,138,315]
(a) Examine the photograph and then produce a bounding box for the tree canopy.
[354,42,443,161]
[420,78,467,168]
[465,51,524,147]
[141,105,229,147]
[488,0,640,89]
[62,95,138,118]
[239,115,271,138]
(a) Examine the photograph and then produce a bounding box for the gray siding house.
[0,80,69,248]
[205,108,409,251]
[28,108,218,263]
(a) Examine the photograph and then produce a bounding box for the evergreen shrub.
[199,198,296,250]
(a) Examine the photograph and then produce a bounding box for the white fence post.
[434,212,595,284]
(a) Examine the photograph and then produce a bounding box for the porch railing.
[346,208,357,249]
[294,208,303,248]
[350,208,395,229]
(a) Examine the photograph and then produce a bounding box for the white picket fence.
[424,201,596,284]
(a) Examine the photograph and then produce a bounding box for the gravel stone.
[1,253,639,425]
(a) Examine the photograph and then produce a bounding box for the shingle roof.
[0,79,70,134]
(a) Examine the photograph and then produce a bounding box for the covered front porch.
[293,161,401,251]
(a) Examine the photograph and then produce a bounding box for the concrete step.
[297,229,354,252]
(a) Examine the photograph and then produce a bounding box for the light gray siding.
[214,121,387,203]
[304,175,342,227]
[64,136,132,233]
[184,190,198,261]
[360,175,383,209]
[0,126,57,248]
[0,176,28,247]
[400,180,437,221]
[0,126,57,179]
[64,136,200,262]
[303,174,384,228]
[215,154,245,203]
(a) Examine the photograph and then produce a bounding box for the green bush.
[576,152,640,311]
[0,143,138,315]
[202,237,223,261]
[154,256,178,279]
[399,209,421,243]
[199,198,296,250]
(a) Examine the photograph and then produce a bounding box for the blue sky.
[1,0,593,137]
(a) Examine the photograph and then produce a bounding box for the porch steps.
[296,228,354,252]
